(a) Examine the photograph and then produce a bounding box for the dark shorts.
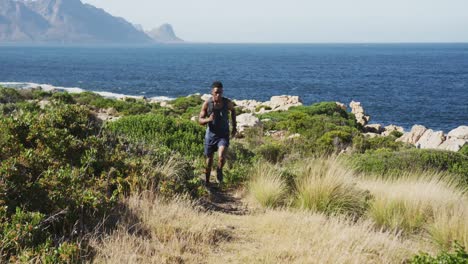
[204,136,229,157]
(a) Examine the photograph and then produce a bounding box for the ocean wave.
[0,82,174,101]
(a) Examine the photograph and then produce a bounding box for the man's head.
[211,81,223,102]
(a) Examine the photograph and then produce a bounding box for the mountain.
[0,0,50,41]
[147,23,183,43]
[0,0,153,43]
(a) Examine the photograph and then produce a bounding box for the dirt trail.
[198,185,249,215]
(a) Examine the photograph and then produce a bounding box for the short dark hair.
[211,81,223,89]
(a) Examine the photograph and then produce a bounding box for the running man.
[198,81,237,185]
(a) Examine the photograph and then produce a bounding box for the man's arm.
[198,101,214,126]
[229,100,237,136]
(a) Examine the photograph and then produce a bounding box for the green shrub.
[258,102,360,155]
[459,145,468,156]
[352,134,407,153]
[256,142,287,163]
[51,92,75,104]
[224,142,256,185]
[0,102,205,261]
[170,95,203,117]
[72,92,154,115]
[106,114,205,158]
[409,242,468,264]
[347,149,468,183]
[0,87,24,104]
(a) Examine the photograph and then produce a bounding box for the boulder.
[236,113,262,134]
[397,125,428,145]
[232,99,262,113]
[382,125,405,136]
[364,124,383,134]
[262,95,303,112]
[201,94,212,101]
[438,138,467,152]
[349,101,370,126]
[447,126,468,140]
[415,129,445,149]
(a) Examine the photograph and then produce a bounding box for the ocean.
[0,43,467,132]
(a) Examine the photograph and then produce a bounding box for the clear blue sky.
[82,0,468,43]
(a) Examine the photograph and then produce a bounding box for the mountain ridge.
[0,0,183,43]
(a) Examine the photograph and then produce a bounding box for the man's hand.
[207,113,215,122]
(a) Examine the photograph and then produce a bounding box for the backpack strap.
[207,97,214,116]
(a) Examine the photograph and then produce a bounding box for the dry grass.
[90,193,231,263]
[248,162,288,208]
[90,159,467,263]
[91,192,435,264]
[208,210,433,263]
[359,171,468,249]
[427,203,468,249]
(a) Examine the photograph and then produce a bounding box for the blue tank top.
[207,97,230,138]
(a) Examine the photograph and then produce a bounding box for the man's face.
[211,87,223,102]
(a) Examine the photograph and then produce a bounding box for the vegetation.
[0,86,466,263]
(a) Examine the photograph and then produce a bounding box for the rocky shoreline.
[209,94,467,153]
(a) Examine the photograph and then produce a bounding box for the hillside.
[0,86,466,263]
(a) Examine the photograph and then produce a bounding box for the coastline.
[1,83,466,152]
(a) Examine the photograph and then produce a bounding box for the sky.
[82,0,468,43]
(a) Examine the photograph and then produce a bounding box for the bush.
[170,94,203,118]
[347,149,468,183]
[409,242,468,264]
[51,92,75,104]
[258,102,360,155]
[72,92,154,115]
[224,142,256,185]
[0,102,204,261]
[352,134,407,153]
[0,87,24,104]
[255,142,287,163]
[460,145,468,156]
[105,114,205,158]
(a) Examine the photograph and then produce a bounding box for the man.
[198,81,236,185]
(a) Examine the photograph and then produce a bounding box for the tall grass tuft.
[369,197,429,232]
[360,172,467,234]
[249,162,288,208]
[427,203,468,250]
[294,158,369,216]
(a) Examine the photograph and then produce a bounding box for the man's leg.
[217,145,228,183]
[205,154,214,184]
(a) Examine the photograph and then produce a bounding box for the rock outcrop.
[447,126,468,140]
[349,101,370,126]
[415,129,445,149]
[232,99,262,113]
[262,95,303,112]
[397,125,467,152]
[236,113,262,134]
[397,125,428,145]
